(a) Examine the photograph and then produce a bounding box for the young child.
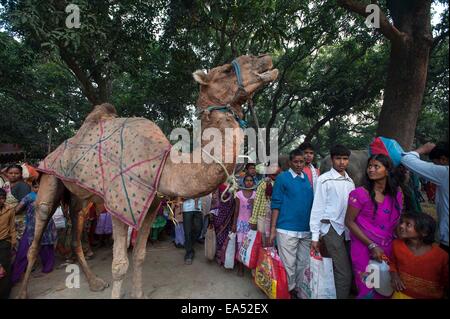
[233,175,256,276]
[390,212,448,299]
[249,163,281,246]
[298,142,320,190]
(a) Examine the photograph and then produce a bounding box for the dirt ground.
[10,196,439,299]
[11,239,266,299]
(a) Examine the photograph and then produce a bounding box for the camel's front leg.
[111,216,129,299]
[131,209,157,299]
[70,198,109,292]
[16,174,64,299]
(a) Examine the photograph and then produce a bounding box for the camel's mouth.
[257,68,279,83]
[254,55,278,83]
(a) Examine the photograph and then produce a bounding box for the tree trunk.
[376,0,432,149]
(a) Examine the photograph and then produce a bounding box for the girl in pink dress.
[345,154,403,299]
[233,175,256,276]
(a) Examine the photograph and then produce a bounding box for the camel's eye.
[223,64,233,73]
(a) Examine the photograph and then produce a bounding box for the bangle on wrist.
[368,242,378,250]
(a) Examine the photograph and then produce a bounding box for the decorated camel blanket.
[38,117,171,229]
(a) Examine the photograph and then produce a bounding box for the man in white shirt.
[310,145,355,299]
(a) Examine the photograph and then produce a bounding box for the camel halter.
[196,58,249,129]
[197,58,273,200]
[164,59,263,204]
[231,59,244,89]
[194,58,253,201]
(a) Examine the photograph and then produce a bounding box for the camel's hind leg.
[69,197,109,292]
[16,174,64,299]
[131,202,160,299]
[111,216,129,299]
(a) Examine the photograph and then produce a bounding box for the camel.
[16,54,278,299]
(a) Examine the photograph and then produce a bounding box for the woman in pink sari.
[345,154,403,299]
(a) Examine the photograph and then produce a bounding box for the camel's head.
[193,54,278,118]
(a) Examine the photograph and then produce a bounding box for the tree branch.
[336,0,405,43]
[59,47,100,105]
[432,30,449,51]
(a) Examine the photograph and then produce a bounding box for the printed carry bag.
[237,230,262,269]
[299,250,336,299]
[224,232,236,269]
[255,247,291,299]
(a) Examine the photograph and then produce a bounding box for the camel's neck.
[157,101,243,198]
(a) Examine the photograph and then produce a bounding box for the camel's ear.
[193,70,209,85]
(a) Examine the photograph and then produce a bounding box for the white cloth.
[201,194,212,216]
[182,198,202,212]
[310,168,355,242]
[276,228,311,239]
[309,163,319,191]
[288,168,304,179]
[52,206,66,229]
[0,175,5,188]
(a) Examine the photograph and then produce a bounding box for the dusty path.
[11,239,266,299]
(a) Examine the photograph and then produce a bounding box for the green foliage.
[0,0,448,160]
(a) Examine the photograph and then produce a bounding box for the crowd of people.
[183,141,448,299]
[0,140,448,299]
[0,164,114,299]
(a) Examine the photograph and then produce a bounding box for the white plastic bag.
[224,232,236,269]
[369,260,393,297]
[299,251,336,299]
[52,207,66,229]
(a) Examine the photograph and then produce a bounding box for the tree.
[337,0,449,149]
[0,31,91,160]
[416,33,449,144]
[1,0,447,160]
[1,0,163,105]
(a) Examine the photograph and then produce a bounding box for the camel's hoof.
[89,277,109,292]
[111,292,126,299]
[16,290,28,299]
[130,292,145,299]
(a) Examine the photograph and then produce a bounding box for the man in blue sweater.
[270,148,314,299]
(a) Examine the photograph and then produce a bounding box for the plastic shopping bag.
[224,232,236,269]
[237,230,262,269]
[369,259,393,297]
[255,247,291,299]
[299,250,336,299]
[52,206,66,230]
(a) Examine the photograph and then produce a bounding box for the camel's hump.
[39,116,172,229]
